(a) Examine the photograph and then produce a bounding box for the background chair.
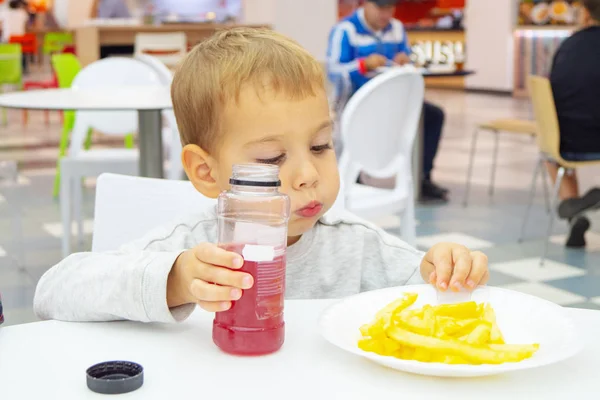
[51,53,83,197]
[43,32,75,60]
[463,119,542,206]
[93,173,216,252]
[0,44,22,126]
[59,57,181,257]
[338,67,424,246]
[134,32,187,68]
[520,75,600,265]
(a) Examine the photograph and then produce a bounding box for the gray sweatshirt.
[33,208,425,324]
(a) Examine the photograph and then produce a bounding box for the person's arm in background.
[327,23,387,86]
[392,20,412,65]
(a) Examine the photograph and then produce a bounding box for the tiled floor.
[2,86,600,328]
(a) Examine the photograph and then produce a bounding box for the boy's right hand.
[364,54,388,71]
[167,243,253,312]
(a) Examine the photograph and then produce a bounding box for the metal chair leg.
[519,156,543,242]
[540,160,551,214]
[463,127,479,207]
[541,167,566,266]
[489,130,500,197]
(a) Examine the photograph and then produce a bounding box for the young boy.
[34,28,489,324]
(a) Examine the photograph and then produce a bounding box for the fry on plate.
[357,293,539,365]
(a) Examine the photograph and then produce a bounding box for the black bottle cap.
[86,361,144,395]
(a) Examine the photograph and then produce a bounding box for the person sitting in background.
[1,0,29,72]
[326,0,448,202]
[1,0,29,43]
[548,0,600,247]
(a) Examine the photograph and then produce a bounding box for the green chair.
[0,44,23,125]
[43,32,74,56]
[51,53,82,196]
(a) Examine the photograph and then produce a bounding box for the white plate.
[319,285,582,377]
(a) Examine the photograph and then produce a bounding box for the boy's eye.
[256,154,286,165]
[311,143,333,154]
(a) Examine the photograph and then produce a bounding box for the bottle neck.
[229,184,280,195]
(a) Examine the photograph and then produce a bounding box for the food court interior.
[0,0,599,328]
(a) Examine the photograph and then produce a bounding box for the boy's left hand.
[420,243,489,292]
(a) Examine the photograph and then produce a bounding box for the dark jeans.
[422,101,445,181]
[561,151,600,162]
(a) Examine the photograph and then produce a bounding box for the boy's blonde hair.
[171,27,326,152]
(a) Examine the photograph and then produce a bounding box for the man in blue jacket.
[327,0,448,201]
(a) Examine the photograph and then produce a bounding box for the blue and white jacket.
[326,7,410,96]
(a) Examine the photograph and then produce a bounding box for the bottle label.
[242,245,275,262]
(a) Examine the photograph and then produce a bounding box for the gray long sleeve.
[34,209,424,323]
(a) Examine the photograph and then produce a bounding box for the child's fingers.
[190,279,243,302]
[429,271,437,285]
[197,301,232,313]
[197,263,254,290]
[465,251,489,288]
[193,243,244,270]
[432,248,453,290]
[449,247,472,291]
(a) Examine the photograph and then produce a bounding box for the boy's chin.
[287,218,320,241]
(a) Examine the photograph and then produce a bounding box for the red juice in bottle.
[213,164,290,356]
[213,243,286,356]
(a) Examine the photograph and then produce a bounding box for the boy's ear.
[181,144,221,199]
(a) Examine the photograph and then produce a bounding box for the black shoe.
[565,216,590,248]
[558,188,600,219]
[420,180,449,203]
[422,179,449,195]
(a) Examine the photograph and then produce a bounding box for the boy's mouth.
[295,201,323,218]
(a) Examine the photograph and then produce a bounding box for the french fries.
[357,293,539,365]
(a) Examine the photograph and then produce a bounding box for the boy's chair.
[59,57,181,257]
[93,173,216,252]
[520,75,600,265]
[338,67,424,246]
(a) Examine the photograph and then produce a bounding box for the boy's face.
[188,85,339,243]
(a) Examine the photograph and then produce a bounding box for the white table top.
[0,87,173,111]
[0,300,596,399]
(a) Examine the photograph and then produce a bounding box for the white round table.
[0,300,596,399]
[0,87,172,178]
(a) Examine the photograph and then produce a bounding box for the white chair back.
[134,32,187,68]
[337,67,423,246]
[92,173,216,252]
[339,66,424,180]
[136,54,184,180]
[68,57,163,157]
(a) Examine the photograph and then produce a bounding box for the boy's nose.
[293,161,319,190]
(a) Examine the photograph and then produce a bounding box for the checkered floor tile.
[42,220,95,238]
[551,231,600,252]
[490,257,586,282]
[496,282,586,306]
